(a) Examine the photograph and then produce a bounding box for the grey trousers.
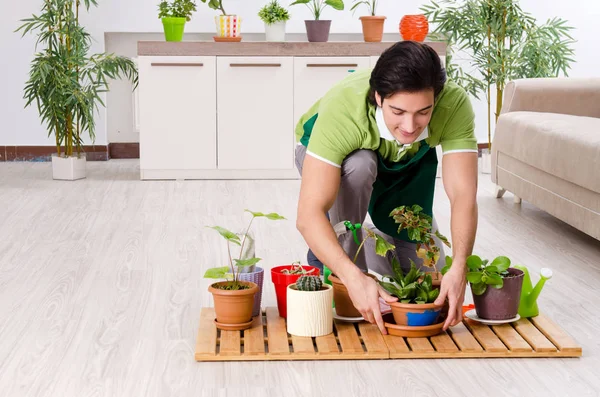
[295,144,447,276]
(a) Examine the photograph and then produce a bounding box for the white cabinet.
[138,56,217,177]
[293,57,371,124]
[217,57,294,171]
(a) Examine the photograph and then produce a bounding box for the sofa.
[491,77,600,241]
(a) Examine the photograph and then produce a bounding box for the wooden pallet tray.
[195,307,582,361]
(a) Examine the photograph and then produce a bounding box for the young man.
[294,41,478,335]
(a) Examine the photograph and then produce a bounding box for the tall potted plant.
[258,0,291,42]
[201,0,242,41]
[17,0,138,181]
[290,0,345,42]
[158,0,197,42]
[350,0,386,42]
[420,0,575,172]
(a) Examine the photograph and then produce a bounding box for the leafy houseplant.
[158,0,197,42]
[258,0,291,42]
[201,0,242,41]
[290,0,345,42]
[420,0,576,154]
[287,276,334,336]
[204,209,285,329]
[17,0,138,181]
[443,254,524,320]
[350,0,386,42]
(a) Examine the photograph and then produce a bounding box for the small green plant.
[258,0,291,24]
[350,0,378,16]
[290,0,344,20]
[380,259,440,304]
[442,255,511,295]
[200,0,228,15]
[389,204,451,268]
[158,0,197,20]
[296,275,323,291]
[281,261,317,275]
[204,209,286,290]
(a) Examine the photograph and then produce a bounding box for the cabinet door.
[139,56,217,171]
[217,57,294,170]
[293,57,371,123]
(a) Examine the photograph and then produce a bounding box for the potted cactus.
[290,0,345,42]
[287,275,334,337]
[271,262,320,318]
[258,0,291,42]
[158,0,198,42]
[204,209,285,330]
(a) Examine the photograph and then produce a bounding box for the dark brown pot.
[329,273,377,317]
[209,281,258,330]
[305,20,331,42]
[472,268,524,320]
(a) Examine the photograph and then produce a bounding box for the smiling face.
[375,90,435,145]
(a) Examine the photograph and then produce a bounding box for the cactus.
[296,275,322,292]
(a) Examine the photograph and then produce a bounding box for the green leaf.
[391,257,404,284]
[417,287,428,303]
[486,273,504,286]
[466,271,483,284]
[441,255,453,275]
[290,0,310,4]
[408,227,421,242]
[325,0,344,11]
[471,282,487,296]
[204,266,230,279]
[435,229,451,248]
[428,289,440,302]
[466,255,483,271]
[245,209,286,220]
[485,265,498,274]
[207,226,241,245]
[375,235,395,257]
[490,256,511,272]
[233,257,262,268]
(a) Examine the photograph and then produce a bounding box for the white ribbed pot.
[265,21,286,42]
[286,284,333,337]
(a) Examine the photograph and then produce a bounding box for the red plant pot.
[271,264,320,318]
[399,14,429,42]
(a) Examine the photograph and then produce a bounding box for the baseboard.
[0,145,108,161]
[109,143,139,159]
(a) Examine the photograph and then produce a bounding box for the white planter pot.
[51,153,86,180]
[265,21,286,42]
[286,283,333,337]
[480,149,491,174]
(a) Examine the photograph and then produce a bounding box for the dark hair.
[368,41,446,106]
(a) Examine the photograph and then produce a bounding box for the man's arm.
[434,151,478,330]
[296,154,396,334]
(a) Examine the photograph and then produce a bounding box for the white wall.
[2,0,599,146]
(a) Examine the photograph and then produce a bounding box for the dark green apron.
[368,142,438,242]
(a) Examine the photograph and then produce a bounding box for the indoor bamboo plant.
[258,0,291,42]
[350,0,386,42]
[420,0,575,172]
[17,0,138,180]
[158,0,197,42]
[290,0,345,42]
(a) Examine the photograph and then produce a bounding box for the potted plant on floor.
[258,0,291,42]
[158,0,197,42]
[443,255,524,321]
[350,0,386,42]
[290,0,345,42]
[271,261,320,318]
[201,0,242,42]
[17,0,138,181]
[204,209,286,330]
[287,275,334,337]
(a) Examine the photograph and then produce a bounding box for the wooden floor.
[0,160,598,396]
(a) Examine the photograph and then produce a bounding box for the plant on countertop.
[200,0,228,15]
[258,0,291,24]
[158,0,197,20]
[290,0,345,20]
[204,209,286,290]
[296,275,323,291]
[16,0,138,160]
[442,254,511,295]
[350,0,378,16]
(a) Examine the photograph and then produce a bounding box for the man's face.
[376,90,435,145]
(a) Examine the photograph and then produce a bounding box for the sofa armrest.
[501,78,600,118]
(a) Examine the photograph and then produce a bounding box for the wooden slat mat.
[195,307,581,361]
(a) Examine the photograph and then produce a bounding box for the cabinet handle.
[229,63,282,67]
[306,63,359,68]
[151,63,204,67]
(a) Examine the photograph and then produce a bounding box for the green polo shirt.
[295,69,477,167]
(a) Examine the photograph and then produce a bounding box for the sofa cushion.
[494,111,600,194]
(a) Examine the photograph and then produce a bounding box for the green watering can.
[513,265,553,318]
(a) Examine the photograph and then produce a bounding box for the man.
[294,41,478,335]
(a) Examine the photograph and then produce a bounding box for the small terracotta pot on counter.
[208,281,258,331]
[359,16,386,42]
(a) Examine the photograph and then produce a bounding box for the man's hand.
[342,271,398,334]
[434,265,467,330]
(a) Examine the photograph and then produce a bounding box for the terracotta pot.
[271,264,320,318]
[389,301,444,326]
[237,267,264,317]
[305,20,331,42]
[472,268,524,320]
[329,272,378,318]
[208,281,258,330]
[286,284,333,337]
[359,16,386,42]
[399,14,429,42]
[383,313,445,338]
